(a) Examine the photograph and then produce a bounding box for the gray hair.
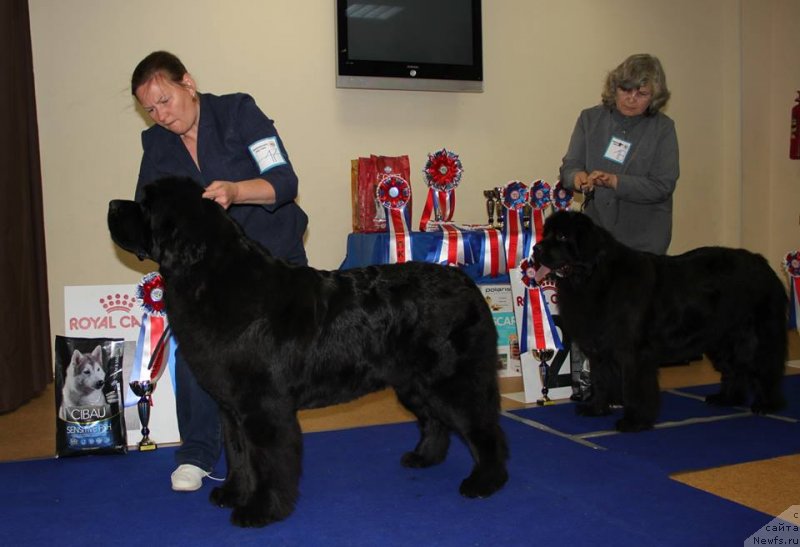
[601,54,670,115]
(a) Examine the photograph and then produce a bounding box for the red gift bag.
[351,155,412,233]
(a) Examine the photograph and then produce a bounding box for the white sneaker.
[170,464,209,492]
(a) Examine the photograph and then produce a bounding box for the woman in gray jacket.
[559,53,678,255]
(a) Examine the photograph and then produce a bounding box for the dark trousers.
[174,347,222,473]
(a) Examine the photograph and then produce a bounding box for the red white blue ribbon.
[434,223,466,266]
[518,258,562,352]
[529,180,552,250]
[419,149,462,231]
[126,273,174,407]
[784,251,800,331]
[501,181,528,270]
[377,175,413,263]
[479,228,506,277]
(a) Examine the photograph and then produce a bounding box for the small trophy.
[484,188,503,227]
[533,349,555,406]
[129,380,157,451]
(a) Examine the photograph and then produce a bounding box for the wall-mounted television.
[336,0,483,92]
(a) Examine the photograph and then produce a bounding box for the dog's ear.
[107,199,152,261]
[90,345,103,362]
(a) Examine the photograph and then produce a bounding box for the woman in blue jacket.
[131,50,308,491]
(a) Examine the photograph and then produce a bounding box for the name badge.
[248,136,286,173]
[604,136,631,164]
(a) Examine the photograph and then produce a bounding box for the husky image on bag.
[58,345,118,422]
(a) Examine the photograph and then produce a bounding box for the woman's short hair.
[131,51,189,96]
[601,54,670,115]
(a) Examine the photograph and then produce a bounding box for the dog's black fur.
[107,177,508,527]
[533,211,787,432]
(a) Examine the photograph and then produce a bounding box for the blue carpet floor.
[2,377,798,546]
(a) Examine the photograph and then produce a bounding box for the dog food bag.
[54,336,127,457]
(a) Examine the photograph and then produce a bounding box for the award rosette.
[552,180,574,212]
[783,251,800,331]
[377,174,413,263]
[419,148,463,231]
[529,180,552,244]
[126,273,172,408]
[128,272,174,450]
[500,181,529,270]
[518,258,562,353]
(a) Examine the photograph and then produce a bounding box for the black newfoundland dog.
[533,211,787,432]
[107,177,508,527]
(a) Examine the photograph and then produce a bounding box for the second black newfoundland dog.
[107,177,508,527]
[533,211,787,432]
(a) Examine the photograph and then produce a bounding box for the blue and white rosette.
[518,257,562,353]
[500,181,529,270]
[784,251,800,332]
[552,180,574,212]
[377,174,413,263]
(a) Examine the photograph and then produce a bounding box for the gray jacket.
[559,105,679,254]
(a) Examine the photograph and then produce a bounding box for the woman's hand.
[573,171,593,193]
[587,170,618,190]
[202,181,239,209]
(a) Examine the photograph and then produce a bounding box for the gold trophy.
[129,380,157,451]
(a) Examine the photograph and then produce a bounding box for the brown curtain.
[0,0,52,413]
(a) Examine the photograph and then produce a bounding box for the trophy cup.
[533,349,555,406]
[484,188,504,227]
[483,189,496,226]
[129,380,157,451]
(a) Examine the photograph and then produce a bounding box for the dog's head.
[533,211,609,283]
[108,177,229,268]
[68,346,106,393]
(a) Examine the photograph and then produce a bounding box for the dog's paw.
[459,465,508,499]
[229,493,295,528]
[750,398,785,415]
[575,402,610,417]
[230,503,276,528]
[615,416,653,433]
[705,392,745,407]
[210,485,240,508]
[401,451,442,468]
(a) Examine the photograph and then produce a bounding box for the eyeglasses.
[618,87,652,100]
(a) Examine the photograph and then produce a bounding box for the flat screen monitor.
[336,0,483,92]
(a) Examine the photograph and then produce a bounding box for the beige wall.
[28,0,800,339]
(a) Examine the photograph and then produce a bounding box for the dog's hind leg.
[457,419,509,499]
[749,314,787,415]
[706,335,752,407]
[428,379,508,498]
[394,387,451,468]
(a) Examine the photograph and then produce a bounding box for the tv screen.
[336,0,483,92]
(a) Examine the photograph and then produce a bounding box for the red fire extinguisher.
[791,91,800,160]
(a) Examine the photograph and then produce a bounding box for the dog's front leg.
[228,404,303,528]
[616,348,659,432]
[575,352,612,417]
[210,410,250,509]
